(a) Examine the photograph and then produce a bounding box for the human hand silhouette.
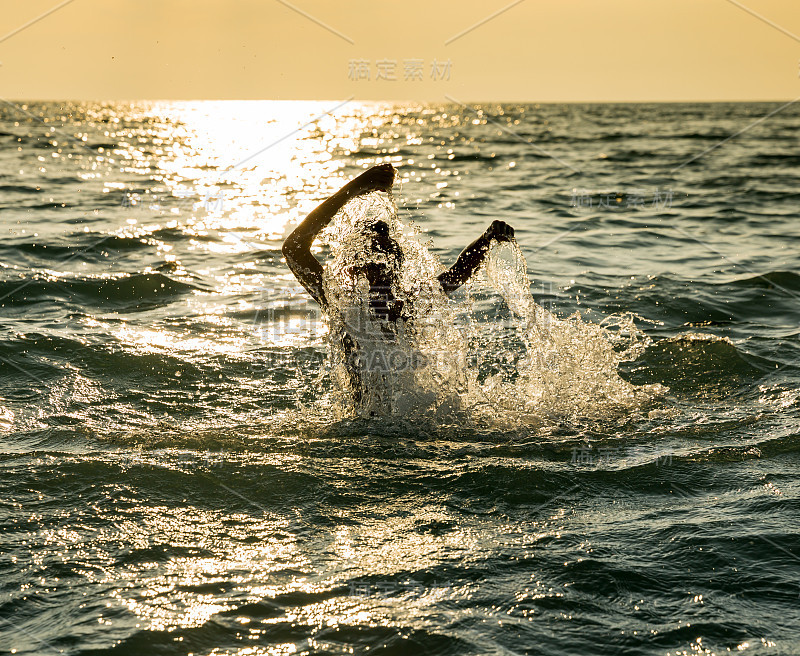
[485,220,515,243]
[351,164,395,194]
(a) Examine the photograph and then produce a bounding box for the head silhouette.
[366,220,403,268]
[341,220,404,298]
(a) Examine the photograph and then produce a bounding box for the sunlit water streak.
[0,101,799,656]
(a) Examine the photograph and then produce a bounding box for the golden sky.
[2,0,799,101]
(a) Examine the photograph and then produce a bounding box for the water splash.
[481,240,659,423]
[321,192,470,420]
[317,192,661,424]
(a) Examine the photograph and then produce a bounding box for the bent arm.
[282,164,395,305]
[437,220,515,296]
[282,181,359,305]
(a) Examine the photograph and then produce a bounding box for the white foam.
[318,192,662,425]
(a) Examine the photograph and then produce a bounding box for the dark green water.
[1,101,799,655]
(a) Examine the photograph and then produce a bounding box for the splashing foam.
[317,192,660,426]
[481,240,658,424]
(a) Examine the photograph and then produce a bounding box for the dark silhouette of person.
[282,163,515,404]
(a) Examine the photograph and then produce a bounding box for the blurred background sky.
[1,0,799,101]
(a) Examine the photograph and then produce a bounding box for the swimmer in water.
[282,163,515,404]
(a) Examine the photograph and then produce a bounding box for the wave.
[744,153,800,167]
[0,272,200,310]
[0,233,165,263]
[725,270,800,291]
[623,333,768,397]
[0,184,43,194]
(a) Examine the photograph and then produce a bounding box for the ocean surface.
[1,100,799,655]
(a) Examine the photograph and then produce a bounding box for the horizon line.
[5,97,799,105]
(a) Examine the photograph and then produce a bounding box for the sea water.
[1,101,799,655]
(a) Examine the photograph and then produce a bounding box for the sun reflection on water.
[87,101,386,367]
[145,100,372,237]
